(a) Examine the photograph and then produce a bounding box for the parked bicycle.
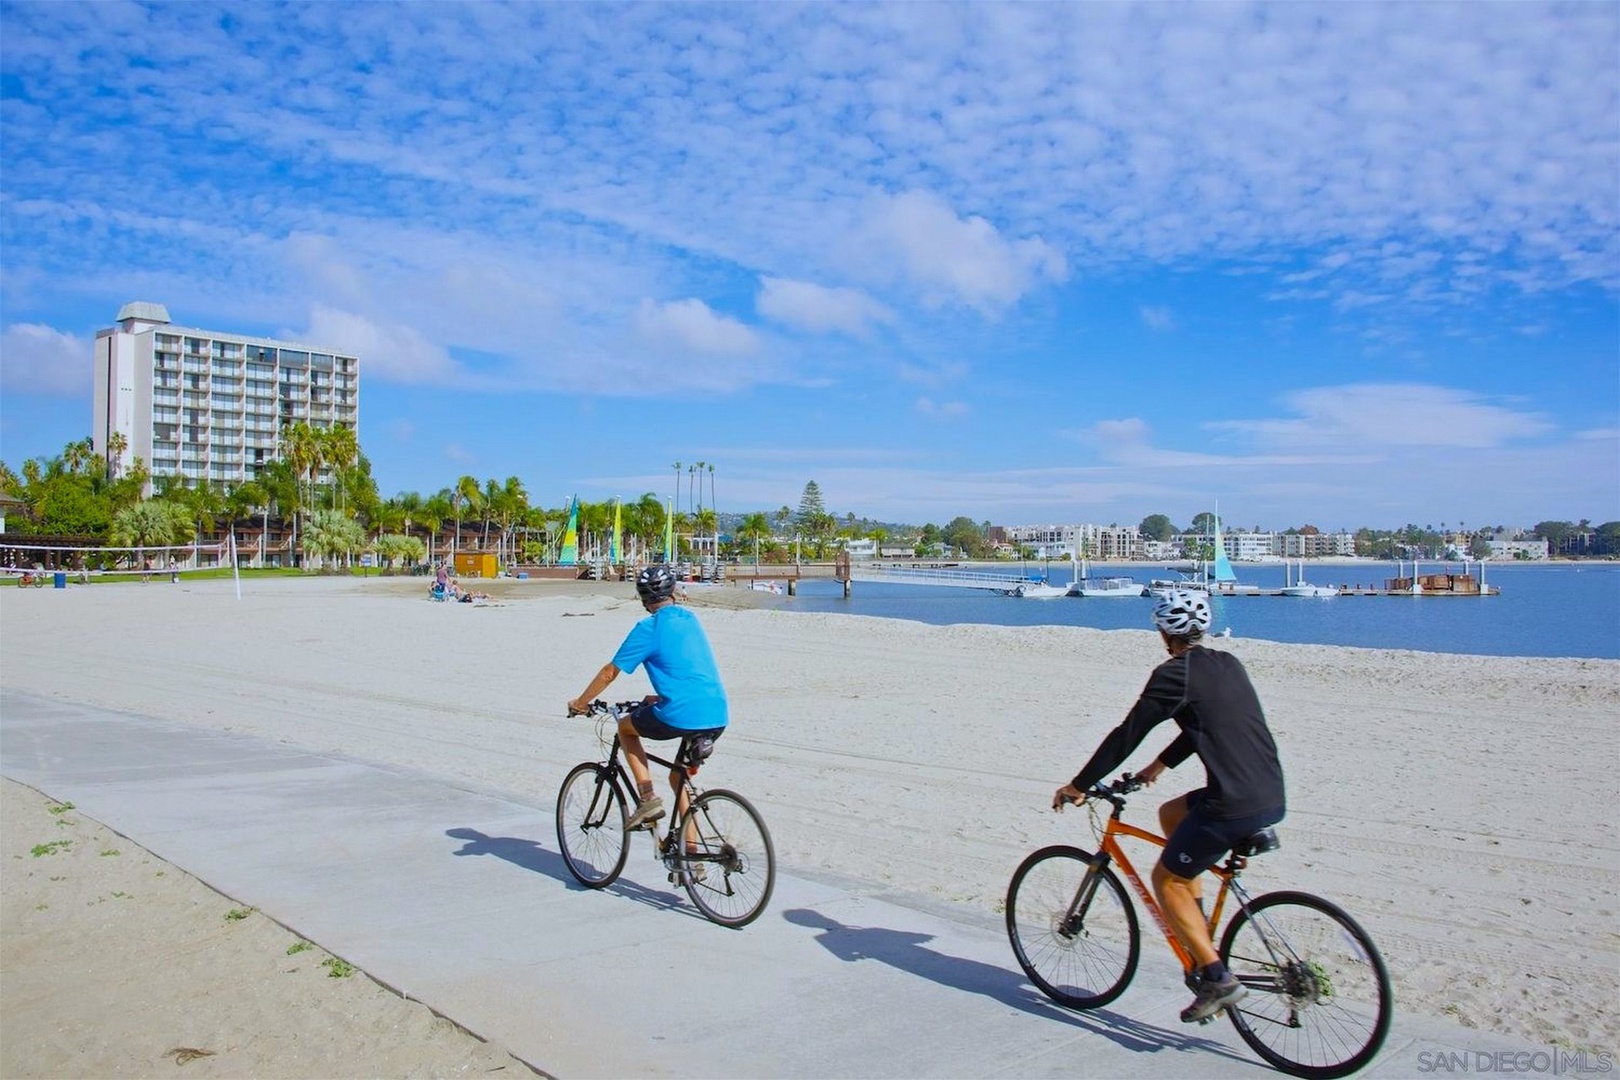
[1006,774,1391,1078]
[555,700,775,928]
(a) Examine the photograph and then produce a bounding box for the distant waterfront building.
[1278,531,1357,558]
[1485,537,1549,560]
[1000,523,1143,560]
[93,302,359,493]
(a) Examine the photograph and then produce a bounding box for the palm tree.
[481,477,500,550]
[738,512,771,565]
[280,422,321,565]
[322,424,358,510]
[495,476,528,567]
[452,475,481,562]
[225,480,268,566]
[303,508,365,569]
[421,494,451,565]
[110,499,192,569]
[105,431,128,479]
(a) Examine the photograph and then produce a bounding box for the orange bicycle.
[1006,774,1392,1078]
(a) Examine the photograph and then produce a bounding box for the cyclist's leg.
[618,700,662,795]
[674,730,723,853]
[1158,793,1278,965]
[1157,793,1201,930]
[1158,799,1284,1021]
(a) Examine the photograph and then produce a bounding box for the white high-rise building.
[93,302,359,492]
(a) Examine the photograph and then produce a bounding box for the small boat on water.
[1065,554,1145,597]
[1068,576,1146,597]
[1280,561,1339,598]
[1008,580,1069,599]
[1149,573,1208,597]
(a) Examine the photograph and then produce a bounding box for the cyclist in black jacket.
[1052,588,1286,1023]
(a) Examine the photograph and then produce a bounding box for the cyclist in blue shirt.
[568,564,729,831]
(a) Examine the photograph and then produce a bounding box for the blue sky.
[1,1,1616,532]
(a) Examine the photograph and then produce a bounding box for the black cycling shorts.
[1159,789,1284,878]
[627,701,725,746]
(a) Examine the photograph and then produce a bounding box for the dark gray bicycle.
[555,700,775,928]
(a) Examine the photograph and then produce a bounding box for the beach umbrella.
[664,498,674,561]
[611,499,621,564]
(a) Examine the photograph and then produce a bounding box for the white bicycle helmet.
[1152,588,1212,638]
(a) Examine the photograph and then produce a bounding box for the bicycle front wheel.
[679,790,775,928]
[1220,890,1393,1079]
[1006,845,1140,1009]
[555,763,629,888]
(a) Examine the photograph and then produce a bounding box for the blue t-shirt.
[612,605,728,731]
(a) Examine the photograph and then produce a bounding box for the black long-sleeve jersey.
[1071,645,1285,820]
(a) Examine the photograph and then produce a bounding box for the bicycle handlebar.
[1085,772,1146,809]
[567,699,642,719]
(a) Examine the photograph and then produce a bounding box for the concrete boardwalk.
[2,690,1530,1078]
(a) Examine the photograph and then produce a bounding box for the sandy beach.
[2,574,1616,1075]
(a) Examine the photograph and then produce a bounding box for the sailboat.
[558,496,580,567]
[1206,509,1260,594]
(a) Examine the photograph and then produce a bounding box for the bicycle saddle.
[1233,827,1281,857]
[680,734,718,767]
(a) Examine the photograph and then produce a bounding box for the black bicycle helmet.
[635,563,677,604]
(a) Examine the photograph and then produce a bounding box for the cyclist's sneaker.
[624,795,665,831]
[1181,974,1245,1023]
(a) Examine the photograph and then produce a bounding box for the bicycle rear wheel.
[1006,845,1140,1008]
[1220,890,1393,1079]
[555,763,629,888]
[679,790,775,928]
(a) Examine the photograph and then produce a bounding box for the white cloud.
[756,277,893,337]
[634,299,760,357]
[1139,306,1176,332]
[1216,384,1553,449]
[915,397,969,419]
[0,324,91,396]
[852,191,1068,314]
[293,305,460,385]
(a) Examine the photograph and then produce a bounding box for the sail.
[559,496,579,566]
[1211,513,1237,582]
[610,499,621,564]
[663,498,674,561]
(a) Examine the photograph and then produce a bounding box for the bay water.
[774,562,1620,660]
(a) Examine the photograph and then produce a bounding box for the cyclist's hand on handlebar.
[566,698,593,717]
[1052,783,1087,811]
[1134,760,1166,786]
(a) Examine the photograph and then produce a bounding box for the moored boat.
[1068,576,1146,597]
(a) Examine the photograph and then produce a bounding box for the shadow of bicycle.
[446,826,706,921]
[783,906,1249,1063]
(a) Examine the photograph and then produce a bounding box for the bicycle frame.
[594,728,704,856]
[1089,804,1254,974]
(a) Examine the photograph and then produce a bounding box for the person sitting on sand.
[1051,588,1286,1025]
[567,563,728,832]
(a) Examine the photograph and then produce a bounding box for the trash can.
[53,572,66,589]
